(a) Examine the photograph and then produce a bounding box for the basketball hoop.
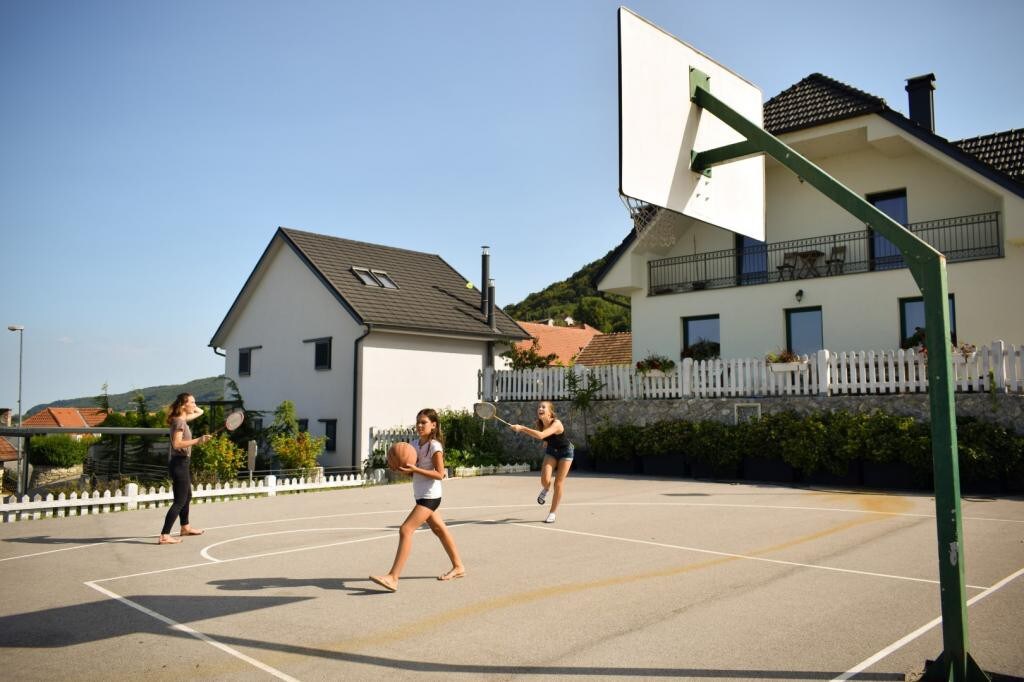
[621,194,661,236]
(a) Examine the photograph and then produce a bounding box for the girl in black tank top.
[510,401,574,524]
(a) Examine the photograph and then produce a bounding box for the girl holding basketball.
[370,408,465,592]
[510,401,572,524]
[158,393,212,545]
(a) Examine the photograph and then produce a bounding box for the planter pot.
[861,461,929,491]
[806,460,863,487]
[741,457,796,484]
[690,458,739,480]
[769,362,807,373]
[595,456,642,475]
[960,475,1004,496]
[1006,465,1024,494]
[641,454,689,478]
[571,448,595,472]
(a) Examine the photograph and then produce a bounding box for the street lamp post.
[7,325,25,496]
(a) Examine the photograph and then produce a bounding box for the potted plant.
[765,348,806,373]
[635,352,677,376]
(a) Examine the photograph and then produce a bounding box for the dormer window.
[351,266,399,289]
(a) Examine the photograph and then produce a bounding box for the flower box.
[769,361,807,373]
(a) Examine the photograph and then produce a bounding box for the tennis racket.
[473,402,513,428]
[212,409,246,435]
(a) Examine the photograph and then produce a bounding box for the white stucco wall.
[219,240,362,468]
[358,333,490,461]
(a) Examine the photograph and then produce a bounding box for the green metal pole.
[688,70,987,681]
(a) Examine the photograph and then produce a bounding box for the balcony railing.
[648,212,1002,295]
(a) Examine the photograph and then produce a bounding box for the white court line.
[85,580,299,682]
[3,499,1020,564]
[517,524,990,590]
[200,527,391,562]
[833,565,1024,681]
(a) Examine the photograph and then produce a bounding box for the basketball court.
[1,473,1022,680]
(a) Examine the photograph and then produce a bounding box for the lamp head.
[7,325,24,332]
[795,289,804,303]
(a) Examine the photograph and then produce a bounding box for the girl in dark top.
[158,393,212,545]
[511,401,573,524]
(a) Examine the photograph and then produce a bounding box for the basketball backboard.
[619,7,765,241]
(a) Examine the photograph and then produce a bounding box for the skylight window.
[351,266,398,289]
[371,270,398,289]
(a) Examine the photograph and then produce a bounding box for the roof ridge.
[279,227,442,262]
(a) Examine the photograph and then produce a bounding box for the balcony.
[648,212,1002,295]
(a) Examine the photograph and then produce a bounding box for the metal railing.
[648,211,1001,295]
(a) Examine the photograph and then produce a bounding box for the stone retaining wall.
[494,393,1024,460]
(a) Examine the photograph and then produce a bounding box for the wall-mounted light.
[795,289,804,303]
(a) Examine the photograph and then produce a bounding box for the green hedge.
[28,435,97,467]
[586,411,1022,486]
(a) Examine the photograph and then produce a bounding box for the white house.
[598,73,1024,362]
[209,228,529,469]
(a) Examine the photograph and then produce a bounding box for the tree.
[500,339,558,370]
[564,367,606,449]
[95,382,111,412]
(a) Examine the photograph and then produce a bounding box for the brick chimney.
[906,73,936,132]
[0,408,11,427]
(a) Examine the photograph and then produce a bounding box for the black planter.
[595,456,642,474]
[1006,465,1024,494]
[862,460,929,491]
[741,457,796,484]
[807,460,863,487]
[960,475,1004,496]
[570,448,595,472]
[641,454,689,477]
[690,458,739,480]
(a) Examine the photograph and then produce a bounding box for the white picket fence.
[0,472,366,523]
[485,340,1023,401]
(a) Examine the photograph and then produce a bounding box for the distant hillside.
[503,248,630,333]
[30,376,229,415]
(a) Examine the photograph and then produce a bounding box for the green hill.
[503,248,630,333]
[30,376,229,415]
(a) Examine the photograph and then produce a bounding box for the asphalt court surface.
[1,474,1022,681]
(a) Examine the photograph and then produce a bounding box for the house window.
[319,419,337,452]
[899,295,956,348]
[785,306,823,356]
[371,270,398,289]
[298,419,308,433]
[352,267,379,286]
[303,337,332,370]
[682,315,720,359]
[868,190,907,271]
[237,346,261,376]
[735,235,768,285]
[252,417,264,434]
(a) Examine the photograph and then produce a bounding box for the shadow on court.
[3,534,152,546]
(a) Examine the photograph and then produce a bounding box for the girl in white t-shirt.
[370,408,465,592]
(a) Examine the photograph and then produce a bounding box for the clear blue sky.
[2,0,1021,413]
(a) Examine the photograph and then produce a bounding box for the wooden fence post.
[816,349,830,395]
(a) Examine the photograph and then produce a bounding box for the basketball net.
[620,194,687,249]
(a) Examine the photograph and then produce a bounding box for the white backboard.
[619,7,765,241]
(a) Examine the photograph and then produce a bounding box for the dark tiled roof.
[279,228,528,340]
[575,332,633,366]
[764,73,887,135]
[953,129,1024,183]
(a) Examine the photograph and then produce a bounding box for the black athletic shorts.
[415,497,441,511]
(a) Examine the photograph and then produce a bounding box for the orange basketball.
[387,442,417,471]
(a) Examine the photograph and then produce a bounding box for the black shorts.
[415,497,441,511]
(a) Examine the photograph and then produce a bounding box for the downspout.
[213,348,226,357]
[352,324,372,469]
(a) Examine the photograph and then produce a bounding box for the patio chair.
[776,252,797,281]
[825,245,846,275]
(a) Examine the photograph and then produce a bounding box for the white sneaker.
[545,512,556,524]
[537,488,548,505]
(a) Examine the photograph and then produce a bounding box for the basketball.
[387,442,417,471]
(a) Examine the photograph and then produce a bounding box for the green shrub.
[956,417,1022,484]
[637,420,691,457]
[591,422,642,461]
[193,435,246,482]
[689,421,740,476]
[439,408,506,461]
[271,432,326,472]
[28,435,96,467]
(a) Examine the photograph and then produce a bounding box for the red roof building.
[514,322,603,367]
[575,332,633,366]
[22,407,109,430]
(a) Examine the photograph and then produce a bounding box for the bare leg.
[426,512,465,580]
[540,456,555,494]
[370,504,432,590]
[549,458,573,514]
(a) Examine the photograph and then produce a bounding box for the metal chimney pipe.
[905,73,936,132]
[487,279,497,332]
[480,246,490,314]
